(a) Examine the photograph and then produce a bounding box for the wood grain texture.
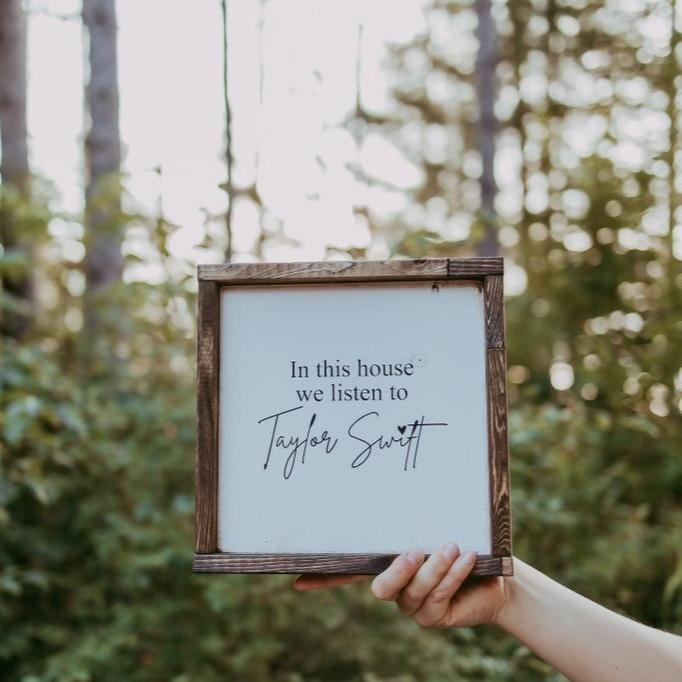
[199,259,449,283]
[193,553,513,576]
[486,347,512,557]
[198,258,504,283]
[448,257,503,278]
[195,281,219,552]
[484,275,505,348]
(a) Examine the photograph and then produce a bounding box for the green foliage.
[2,219,681,682]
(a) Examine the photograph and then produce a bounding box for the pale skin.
[295,546,682,681]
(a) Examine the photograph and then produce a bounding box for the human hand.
[294,544,509,628]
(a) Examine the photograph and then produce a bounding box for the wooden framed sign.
[193,259,512,576]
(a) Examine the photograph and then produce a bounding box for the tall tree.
[221,0,234,262]
[473,0,499,256]
[0,0,31,336]
[83,0,122,328]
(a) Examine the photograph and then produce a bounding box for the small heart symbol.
[398,425,406,435]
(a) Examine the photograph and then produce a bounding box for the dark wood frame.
[193,258,512,576]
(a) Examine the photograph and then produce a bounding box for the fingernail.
[407,549,423,565]
[442,543,459,561]
[460,551,476,565]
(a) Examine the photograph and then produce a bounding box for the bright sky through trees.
[27,0,430,268]
[22,0,681,296]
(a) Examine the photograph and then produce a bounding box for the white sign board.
[219,281,490,554]
[194,259,512,576]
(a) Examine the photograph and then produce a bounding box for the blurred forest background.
[1,0,682,680]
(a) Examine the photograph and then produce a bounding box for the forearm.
[496,559,682,682]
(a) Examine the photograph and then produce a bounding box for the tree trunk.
[0,0,32,337]
[221,0,234,262]
[474,0,499,257]
[83,0,122,328]
[666,0,679,303]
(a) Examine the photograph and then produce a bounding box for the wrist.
[492,557,525,630]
